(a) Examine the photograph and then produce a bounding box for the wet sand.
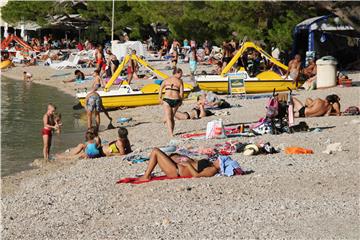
[1,61,360,239]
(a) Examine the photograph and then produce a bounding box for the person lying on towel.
[292,94,341,118]
[137,148,220,181]
[175,95,213,120]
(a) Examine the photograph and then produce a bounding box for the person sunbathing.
[137,148,220,181]
[292,94,341,117]
[175,95,213,120]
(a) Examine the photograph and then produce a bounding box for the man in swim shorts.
[85,92,113,130]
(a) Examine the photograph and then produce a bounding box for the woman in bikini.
[137,148,220,181]
[175,95,213,120]
[292,94,341,117]
[42,103,59,160]
[159,68,184,137]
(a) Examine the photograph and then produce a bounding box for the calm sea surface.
[1,77,88,176]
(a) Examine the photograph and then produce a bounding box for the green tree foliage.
[267,11,303,50]
[2,0,343,50]
[1,1,54,26]
[1,0,74,26]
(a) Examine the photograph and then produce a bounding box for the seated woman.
[103,127,132,156]
[137,148,220,181]
[292,94,341,117]
[175,95,213,120]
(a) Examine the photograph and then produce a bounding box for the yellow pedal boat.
[197,41,304,93]
[76,83,193,109]
[196,70,304,94]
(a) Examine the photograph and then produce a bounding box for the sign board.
[228,72,247,96]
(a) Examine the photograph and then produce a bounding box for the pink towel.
[117,175,192,184]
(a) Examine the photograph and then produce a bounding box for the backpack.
[266,97,279,118]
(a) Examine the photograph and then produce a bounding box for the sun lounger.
[49,53,82,70]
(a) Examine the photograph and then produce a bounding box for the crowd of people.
[2,32,348,181]
[42,62,342,182]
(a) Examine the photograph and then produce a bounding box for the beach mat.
[117,175,192,184]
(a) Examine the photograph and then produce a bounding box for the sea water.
[1,77,88,176]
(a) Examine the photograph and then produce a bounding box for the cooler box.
[316,56,337,88]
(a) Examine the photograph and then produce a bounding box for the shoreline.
[1,63,360,238]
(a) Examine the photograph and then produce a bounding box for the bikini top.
[165,83,180,92]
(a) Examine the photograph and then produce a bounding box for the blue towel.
[154,79,163,85]
[218,156,241,176]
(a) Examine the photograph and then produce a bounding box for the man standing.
[285,54,302,87]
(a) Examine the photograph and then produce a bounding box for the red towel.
[117,175,192,184]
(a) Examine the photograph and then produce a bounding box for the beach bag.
[251,121,272,135]
[206,119,226,139]
[266,97,279,118]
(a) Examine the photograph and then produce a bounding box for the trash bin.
[316,56,337,88]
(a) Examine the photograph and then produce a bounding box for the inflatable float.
[0,60,12,69]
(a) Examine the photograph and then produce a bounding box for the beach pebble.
[162,218,171,226]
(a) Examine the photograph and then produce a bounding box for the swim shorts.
[42,128,52,136]
[86,95,101,112]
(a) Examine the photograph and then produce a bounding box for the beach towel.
[123,154,149,163]
[117,176,192,184]
[285,147,313,154]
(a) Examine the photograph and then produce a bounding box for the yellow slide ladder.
[220,42,288,77]
[104,53,170,91]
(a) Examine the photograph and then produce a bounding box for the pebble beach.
[1,61,360,239]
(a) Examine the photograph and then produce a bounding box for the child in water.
[103,127,132,156]
[23,71,33,81]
